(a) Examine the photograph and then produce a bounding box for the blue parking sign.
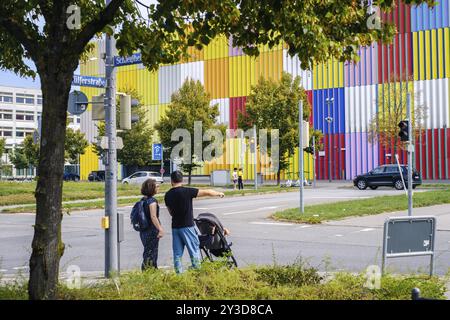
[152,143,162,161]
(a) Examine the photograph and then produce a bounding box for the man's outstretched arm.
[197,189,225,198]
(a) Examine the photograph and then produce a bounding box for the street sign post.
[152,143,162,161]
[68,90,89,115]
[382,216,436,276]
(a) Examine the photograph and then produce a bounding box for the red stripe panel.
[380,0,411,35]
[229,96,247,130]
[315,133,345,180]
[378,32,412,83]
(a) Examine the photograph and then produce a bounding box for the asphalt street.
[1,185,449,277]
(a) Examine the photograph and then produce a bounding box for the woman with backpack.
[139,179,164,270]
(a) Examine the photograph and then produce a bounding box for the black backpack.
[130,199,150,231]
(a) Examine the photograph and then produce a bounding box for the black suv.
[88,170,105,182]
[353,165,422,190]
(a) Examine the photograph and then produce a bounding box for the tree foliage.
[238,72,317,182]
[368,76,427,161]
[65,127,89,164]
[155,79,225,184]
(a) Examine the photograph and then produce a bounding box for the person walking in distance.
[165,171,225,273]
[238,168,244,190]
[140,179,164,270]
[232,168,238,190]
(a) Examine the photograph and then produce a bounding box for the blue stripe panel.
[313,88,345,134]
[411,0,450,31]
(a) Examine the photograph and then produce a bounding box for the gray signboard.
[68,90,88,116]
[382,216,436,275]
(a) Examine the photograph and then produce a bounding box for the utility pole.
[253,125,258,190]
[299,100,304,213]
[407,93,413,216]
[104,0,119,278]
[325,97,334,183]
[312,135,316,188]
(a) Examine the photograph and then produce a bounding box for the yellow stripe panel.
[137,69,158,105]
[204,35,228,60]
[80,145,99,180]
[116,69,138,93]
[205,58,229,99]
[184,46,204,62]
[255,50,283,82]
[229,55,256,97]
[313,58,344,90]
[445,28,450,78]
[413,28,449,81]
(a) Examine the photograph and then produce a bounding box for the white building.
[0,86,80,177]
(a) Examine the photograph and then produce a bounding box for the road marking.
[0,269,7,272]
[297,225,312,229]
[357,228,375,232]
[335,234,344,237]
[250,222,294,226]
[223,206,278,216]
[13,266,28,270]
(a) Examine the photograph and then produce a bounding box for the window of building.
[3,130,12,137]
[0,92,13,103]
[16,93,35,105]
[37,95,42,105]
[25,115,34,121]
[16,114,24,121]
[16,131,24,137]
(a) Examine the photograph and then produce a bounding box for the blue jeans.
[172,227,201,273]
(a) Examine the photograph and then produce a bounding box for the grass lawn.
[272,187,450,224]
[0,261,446,300]
[0,183,297,213]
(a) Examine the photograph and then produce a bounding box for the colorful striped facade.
[80,1,450,181]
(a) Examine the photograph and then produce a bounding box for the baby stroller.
[194,213,238,267]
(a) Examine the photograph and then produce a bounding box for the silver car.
[122,171,164,185]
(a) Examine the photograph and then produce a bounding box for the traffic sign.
[152,143,162,161]
[68,90,88,115]
[114,53,142,67]
[72,75,106,88]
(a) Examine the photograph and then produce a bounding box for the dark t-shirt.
[164,187,199,228]
[143,197,159,227]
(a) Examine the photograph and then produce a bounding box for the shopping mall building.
[79,0,450,181]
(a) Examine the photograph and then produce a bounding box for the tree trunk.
[188,168,192,185]
[28,70,73,300]
[277,169,281,185]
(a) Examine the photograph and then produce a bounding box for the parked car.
[122,171,164,185]
[63,172,80,181]
[353,164,422,190]
[88,170,105,182]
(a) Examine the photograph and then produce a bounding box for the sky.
[0,0,153,90]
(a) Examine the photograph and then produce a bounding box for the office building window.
[37,95,42,105]
[0,92,13,103]
[16,94,35,105]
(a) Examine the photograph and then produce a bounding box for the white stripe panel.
[414,78,449,129]
[211,98,230,125]
[80,110,98,144]
[345,85,377,133]
[158,61,205,104]
[282,50,313,90]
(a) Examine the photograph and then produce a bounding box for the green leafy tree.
[238,72,316,184]
[10,145,29,176]
[155,79,225,184]
[23,135,40,167]
[0,138,5,178]
[368,76,427,163]
[93,89,154,168]
[0,0,430,300]
[65,128,89,164]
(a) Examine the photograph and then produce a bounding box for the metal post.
[328,122,332,183]
[104,0,119,278]
[161,146,164,179]
[312,135,316,188]
[407,93,413,216]
[299,101,304,213]
[253,125,258,190]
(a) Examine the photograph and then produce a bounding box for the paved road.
[1,186,449,277]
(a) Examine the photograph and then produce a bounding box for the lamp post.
[325,97,334,183]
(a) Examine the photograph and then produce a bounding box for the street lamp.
[325,97,334,183]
